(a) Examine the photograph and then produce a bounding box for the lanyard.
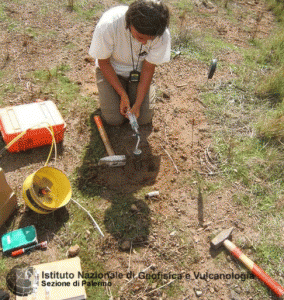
[130,33,143,71]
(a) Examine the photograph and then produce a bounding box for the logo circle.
[6,264,38,296]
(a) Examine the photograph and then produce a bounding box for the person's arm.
[98,58,130,116]
[130,60,156,118]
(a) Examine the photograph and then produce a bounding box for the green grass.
[172,0,194,12]
[73,0,104,20]
[0,259,7,290]
[0,259,6,272]
[171,24,241,62]
[0,4,21,33]
[265,0,284,22]
[27,64,98,115]
[204,33,239,53]
[0,3,7,21]
[257,66,284,100]
[201,51,283,290]
[0,82,22,99]
[256,105,284,140]
[67,208,109,299]
[165,281,185,298]
[213,133,284,194]
[104,194,150,242]
[198,11,284,295]
[251,28,284,100]
[117,0,133,4]
[257,30,284,66]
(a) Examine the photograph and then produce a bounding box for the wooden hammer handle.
[224,240,284,298]
[94,116,115,156]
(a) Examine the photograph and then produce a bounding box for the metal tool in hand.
[127,112,142,170]
[94,116,126,167]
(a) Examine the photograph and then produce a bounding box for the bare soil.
[0,0,279,299]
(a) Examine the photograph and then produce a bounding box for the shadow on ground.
[0,138,64,173]
[75,111,160,246]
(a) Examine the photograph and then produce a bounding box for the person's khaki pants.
[96,67,156,125]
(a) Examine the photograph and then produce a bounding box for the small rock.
[193,236,200,243]
[120,240,131,251]
[170,231,177,236]
[162,91,170,99]
[198,126,208,132]
[84,56,94,63]
[194,289,202,297]
[133,286,141,291]
[203,221,212,228]
[230,290,242,300]
[156,97,165,103]
[145,191,159,199]
[202,0,216,9]
[130,204,139,212]
[150,264,156,270]
[68,244,80,257]
[152,282,158,289]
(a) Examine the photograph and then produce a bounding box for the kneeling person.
[89,0,171,125]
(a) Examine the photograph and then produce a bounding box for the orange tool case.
[0,101,66,153]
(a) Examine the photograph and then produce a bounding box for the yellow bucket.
[23,167,72,214]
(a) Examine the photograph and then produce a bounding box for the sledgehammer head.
[98,155,126,167]
[211,227,234,249]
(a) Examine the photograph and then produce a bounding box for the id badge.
[129,70,140,83]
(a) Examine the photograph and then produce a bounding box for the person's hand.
[129,103,141,119]
[120,94,130,117]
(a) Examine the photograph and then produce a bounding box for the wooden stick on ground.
[161,144,180,174]
[127,241,133,273]
[121,265,154,289]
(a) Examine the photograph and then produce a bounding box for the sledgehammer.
[211,227,284,299]
[94,116,126,167]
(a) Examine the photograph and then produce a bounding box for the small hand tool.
[208,59,217,79]
[127,111,139,136]
[211,227,284,299]
[11,241,47,257]
[94,115,126,167]
[127,112,142,170]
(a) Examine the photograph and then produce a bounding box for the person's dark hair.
[125,0,170,37]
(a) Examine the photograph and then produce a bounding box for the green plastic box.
[1,225,38,254]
